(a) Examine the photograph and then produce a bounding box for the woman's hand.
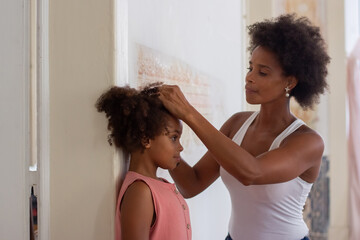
[159,85,193,120]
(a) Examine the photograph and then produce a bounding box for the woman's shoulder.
[283,121,324,152]
[285,122,324,181]
[293,122,323,140]
[221,111,256,138]
[229,111,255,121]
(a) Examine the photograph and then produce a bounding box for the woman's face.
[245,46,290,105]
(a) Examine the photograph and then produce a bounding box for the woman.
[159,14,330,240]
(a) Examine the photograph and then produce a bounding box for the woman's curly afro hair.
[95,82,172,153]
[247,14,331,109]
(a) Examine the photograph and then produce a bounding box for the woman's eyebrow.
[249,61,272,70]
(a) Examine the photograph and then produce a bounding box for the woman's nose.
[246,72,254,83]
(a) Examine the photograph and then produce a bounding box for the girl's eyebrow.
[168,129,182,135]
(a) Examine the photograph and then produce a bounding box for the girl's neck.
[128,152,158,179]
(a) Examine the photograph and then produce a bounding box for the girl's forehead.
[166,116,182,132]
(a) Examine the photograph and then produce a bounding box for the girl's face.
[245,46,291,105]
[147,115,184,170]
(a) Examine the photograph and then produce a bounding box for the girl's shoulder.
[120,172,152,198]
[119,172,154,214]
[123,180,152,199]
[122,171,173,191]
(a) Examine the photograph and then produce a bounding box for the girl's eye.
[247,67,252,72]
[171,136,178,142]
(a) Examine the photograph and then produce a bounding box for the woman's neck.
[255,103,296,132]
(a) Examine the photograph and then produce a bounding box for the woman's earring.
[285,87,290,97]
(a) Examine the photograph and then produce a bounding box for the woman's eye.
[247,66,267,76]
[171,136,178,142]
[259,72,267,76]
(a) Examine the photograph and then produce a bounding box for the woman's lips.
[245,86,257,94]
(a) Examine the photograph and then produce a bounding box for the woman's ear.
[287,76,298,90]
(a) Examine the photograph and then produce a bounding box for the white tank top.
[220,111,312,240]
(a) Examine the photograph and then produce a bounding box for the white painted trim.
[114,0,130,231]
[37,0,50,239]
[327,0,349,239]
[241,0,249,111]
[115,0,129,85]
[24,0,31,239]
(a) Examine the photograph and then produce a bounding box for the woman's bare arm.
[160,85,323,185]
[168,111,247,197]
[169,152,220,198]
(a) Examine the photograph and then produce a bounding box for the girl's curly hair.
[247,14,331,109]
[95,82,171,152]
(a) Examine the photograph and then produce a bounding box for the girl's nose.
[179,143,184,152]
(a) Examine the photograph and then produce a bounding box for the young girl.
[96,83,191,240]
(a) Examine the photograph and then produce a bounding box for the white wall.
[49,0,116,239]
[127,0,245,118]
[125,1,244,239]
[345,0,360,54]
[0,0,29,239]
[244,0,273,112]
[327,1,349,239]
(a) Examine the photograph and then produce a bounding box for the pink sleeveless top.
[115,171,192,240]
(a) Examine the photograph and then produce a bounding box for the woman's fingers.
[160,85,178,98]
[159,85,179,103]
[159,85,189,119]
